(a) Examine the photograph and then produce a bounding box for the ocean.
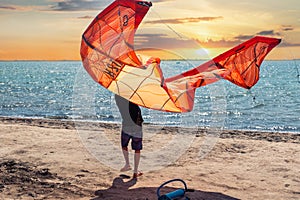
[1,60,299,133]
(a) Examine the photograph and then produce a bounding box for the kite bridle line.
[137,2,226,160]
[287,48,300,84]
[150,8,184,40]
[286,49,300,84]
[279,34,300,84]
[143,1,265,123]
[292,58,300,83]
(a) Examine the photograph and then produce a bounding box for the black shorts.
[121,131,142,151]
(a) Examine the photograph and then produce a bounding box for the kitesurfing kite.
[80,0,281,113]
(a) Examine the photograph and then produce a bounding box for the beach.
[0,117,299,200]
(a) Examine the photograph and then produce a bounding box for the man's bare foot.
[133,171,143,179]
[120,165,132,172]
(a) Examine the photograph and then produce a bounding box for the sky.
[0,0,299,60]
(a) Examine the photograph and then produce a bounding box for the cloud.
[234,30,281,40]
[133,29,289,50]
[256,30,281,36]
[0,6,17,10]
[282,42,300,47]
[282,27,294,31]
[196,38,241,48]
[77,15,94,19]
[281,25,294,32]
[50,0,108,11]
[233,35,254,41]
[50,0,170,12]
[134,33,198,49]
[0,0,111,12]
[197,30,283,48]
[283,42,300,47]
[146,16,223,24]
[0,5,42,11]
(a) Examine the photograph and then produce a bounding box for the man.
[115,94,143,178]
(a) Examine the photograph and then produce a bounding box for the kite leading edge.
[80,0,281,113]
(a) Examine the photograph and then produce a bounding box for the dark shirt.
[115,94,143,134]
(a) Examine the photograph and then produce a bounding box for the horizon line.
[1,58,299,62]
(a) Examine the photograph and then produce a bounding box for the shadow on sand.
[92,175,240,200]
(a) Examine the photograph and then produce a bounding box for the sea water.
[1,60,299,133]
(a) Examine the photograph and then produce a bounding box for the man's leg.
[132,136,143,178]
[120,147,131,171]
[133,150,140,173]
[120,132,132,172]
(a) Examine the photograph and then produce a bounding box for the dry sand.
[0,117,299,200]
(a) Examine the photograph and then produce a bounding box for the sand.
[0,117,299,200]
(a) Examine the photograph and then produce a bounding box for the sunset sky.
[0,0,299,60]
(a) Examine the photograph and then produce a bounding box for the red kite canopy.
[80,0,281,112]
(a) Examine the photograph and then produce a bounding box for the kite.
[80,0,281,113]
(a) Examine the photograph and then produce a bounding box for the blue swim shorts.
[121,131,143,151]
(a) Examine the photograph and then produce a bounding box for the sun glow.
[196,47,210,57]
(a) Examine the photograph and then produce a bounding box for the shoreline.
[1,59,299,62]
[1,116,299,144]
